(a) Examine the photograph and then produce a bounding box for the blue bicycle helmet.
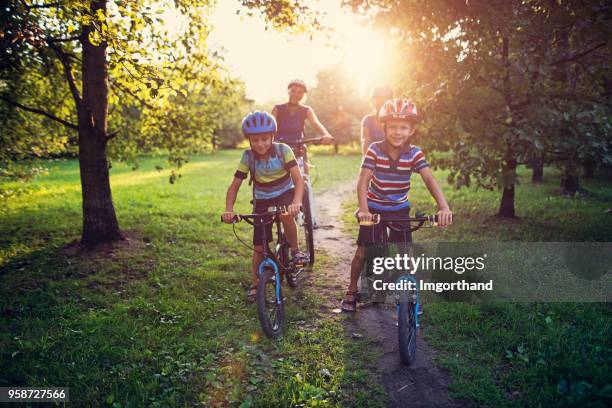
[241,111,277,137]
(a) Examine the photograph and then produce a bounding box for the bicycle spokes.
[257,265,284,338]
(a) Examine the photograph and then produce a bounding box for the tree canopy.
[345,0,611,216]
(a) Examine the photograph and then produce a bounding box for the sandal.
[341,290,357,313]
[246,284,257,303]
[291,250,308,266]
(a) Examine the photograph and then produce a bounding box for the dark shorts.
[357,207,413,246]
[253,189,294,246]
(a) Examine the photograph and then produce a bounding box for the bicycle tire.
[398,300,418,366]
[256,266,284,338]
[278,239,298,289]
[302,185,315,265]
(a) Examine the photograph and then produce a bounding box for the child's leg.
[280,214,298,252]
[342,246,365,312]
[252,246,264,285]
[349,246,365,292]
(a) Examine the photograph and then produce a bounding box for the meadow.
[1,149,610,407]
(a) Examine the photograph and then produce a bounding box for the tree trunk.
[582,161,595,178]
[498,36,517,218]
[531,158,544,183]
[79,0,122,246]
[498,158,517,218]
[560,173,581,196]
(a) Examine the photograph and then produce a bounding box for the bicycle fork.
[395,275,420,328]
[258,258,282,305]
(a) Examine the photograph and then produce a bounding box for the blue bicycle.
[224,206,306,338]
[359,213,438,366]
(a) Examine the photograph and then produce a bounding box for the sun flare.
[338,28,392,95]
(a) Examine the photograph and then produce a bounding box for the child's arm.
[221,177,243,223]
[287,166,304,216]
[357,168,374,221]
[418,167,453,227]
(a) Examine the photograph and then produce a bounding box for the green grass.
[1,150,610,407]
[1,150,374,407]
[341,164,612,407]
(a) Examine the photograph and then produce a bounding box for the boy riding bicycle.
[341,98,453,312]
[221,111,306,301]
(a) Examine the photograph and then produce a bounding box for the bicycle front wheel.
[301,185,315,265]
[257,265,284,338]
[398,301,418,366]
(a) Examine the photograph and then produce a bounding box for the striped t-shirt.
[361,141,429,211]
[234,143,298,200]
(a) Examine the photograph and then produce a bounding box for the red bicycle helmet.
[378,98,419,122]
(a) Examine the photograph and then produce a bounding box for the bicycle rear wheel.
[257,265,284,338]
[277,240,298,289]
[398,300,418,366]
[301,185,315,265]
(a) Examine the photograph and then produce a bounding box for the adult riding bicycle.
[222,205,306,339]
[358,213,440,366]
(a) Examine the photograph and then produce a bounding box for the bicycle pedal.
[290,259,307,268]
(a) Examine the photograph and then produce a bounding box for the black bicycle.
[223,206,306,338]
[285,136,333,266]
[358,213,439,366]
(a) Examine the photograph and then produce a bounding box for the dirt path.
[312,183,464,408]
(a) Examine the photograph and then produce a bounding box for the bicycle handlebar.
[289,137,335,146]
[220,205,301,225]
[357,214,438,226]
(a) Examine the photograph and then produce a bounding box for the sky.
[207,1,391,103]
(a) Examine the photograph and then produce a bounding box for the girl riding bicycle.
[221,111,306,301]
[342,98,453,312]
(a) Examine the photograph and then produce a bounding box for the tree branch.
[109,78,155,109]
[46,36,80,43]
[22,1,65,10]
[0,95,78,129]
[550,41,607,65]
[48,42,82,108]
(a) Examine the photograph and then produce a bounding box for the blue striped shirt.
[361,141,429,211]
[234,143,298,200]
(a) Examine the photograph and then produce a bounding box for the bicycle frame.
[360,213,437,365]
[377,219,421,328]
[234,209,290,303]
[359,214,437,323]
